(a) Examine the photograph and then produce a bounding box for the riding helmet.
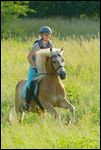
[39,26,52,34]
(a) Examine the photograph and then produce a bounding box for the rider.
[22,26,53,111]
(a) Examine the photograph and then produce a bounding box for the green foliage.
[1,1,31,21]
[1,1,35,38]
[1,18,100,149]
[1,1,100,19]
[27,1,100,18]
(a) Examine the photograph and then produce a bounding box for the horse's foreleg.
[59,98,75,124]
[43,102,61,123]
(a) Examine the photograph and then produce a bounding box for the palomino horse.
[10,48,75,124]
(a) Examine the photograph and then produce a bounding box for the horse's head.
[50,48,67,80]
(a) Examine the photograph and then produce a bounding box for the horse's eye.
[53,61,56,63]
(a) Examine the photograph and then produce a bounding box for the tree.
[27,1,100,18]
[1,1,35,38]
[1,1,35,22]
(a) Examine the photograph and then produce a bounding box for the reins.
[36,72,56,76]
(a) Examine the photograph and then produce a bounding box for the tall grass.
[1,17,100,40]
[1,18,100,149]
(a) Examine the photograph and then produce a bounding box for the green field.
[1,18,100,149]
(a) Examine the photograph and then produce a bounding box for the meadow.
[1,18,100,149]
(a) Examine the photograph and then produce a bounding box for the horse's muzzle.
[59,70,66,80]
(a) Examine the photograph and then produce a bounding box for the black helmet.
[39,26,52,34]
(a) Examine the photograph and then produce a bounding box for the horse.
[9,48,75,124]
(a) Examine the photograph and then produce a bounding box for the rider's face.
[42,33,52,42]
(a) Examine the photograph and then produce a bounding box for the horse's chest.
[49,95,63,106]
[52,95,62,101]
[44,80,65,103]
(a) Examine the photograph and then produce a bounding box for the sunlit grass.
[1,115,100,149]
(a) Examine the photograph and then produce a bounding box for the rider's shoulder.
[32,41,40,51]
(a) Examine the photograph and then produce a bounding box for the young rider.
[22,26,53,111]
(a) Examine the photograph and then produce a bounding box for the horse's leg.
[59,98,75,124]
[9,106,18,124]
[16,110,23,123]
[15,98,23,123]
[21,111,26,125]
[38,111,46,124]
[43,102,61,123]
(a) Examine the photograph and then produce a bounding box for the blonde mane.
[35,48,63,74]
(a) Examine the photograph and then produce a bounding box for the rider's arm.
[27,42,40,68]
[27,50,36,68]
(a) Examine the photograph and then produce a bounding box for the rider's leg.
[27,67,38,89]
[24,67,37,111]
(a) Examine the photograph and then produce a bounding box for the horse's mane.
[35,48,63,74]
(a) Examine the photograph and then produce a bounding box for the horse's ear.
[61,47,64,51]
[50,48,52,52]
[60,47,64,55]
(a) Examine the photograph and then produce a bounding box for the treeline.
[1,1,100,39]
[1,1,100,20]
[27,1,100,18]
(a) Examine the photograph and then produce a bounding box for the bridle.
[36,55,64,77]
[50,55,64,73]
